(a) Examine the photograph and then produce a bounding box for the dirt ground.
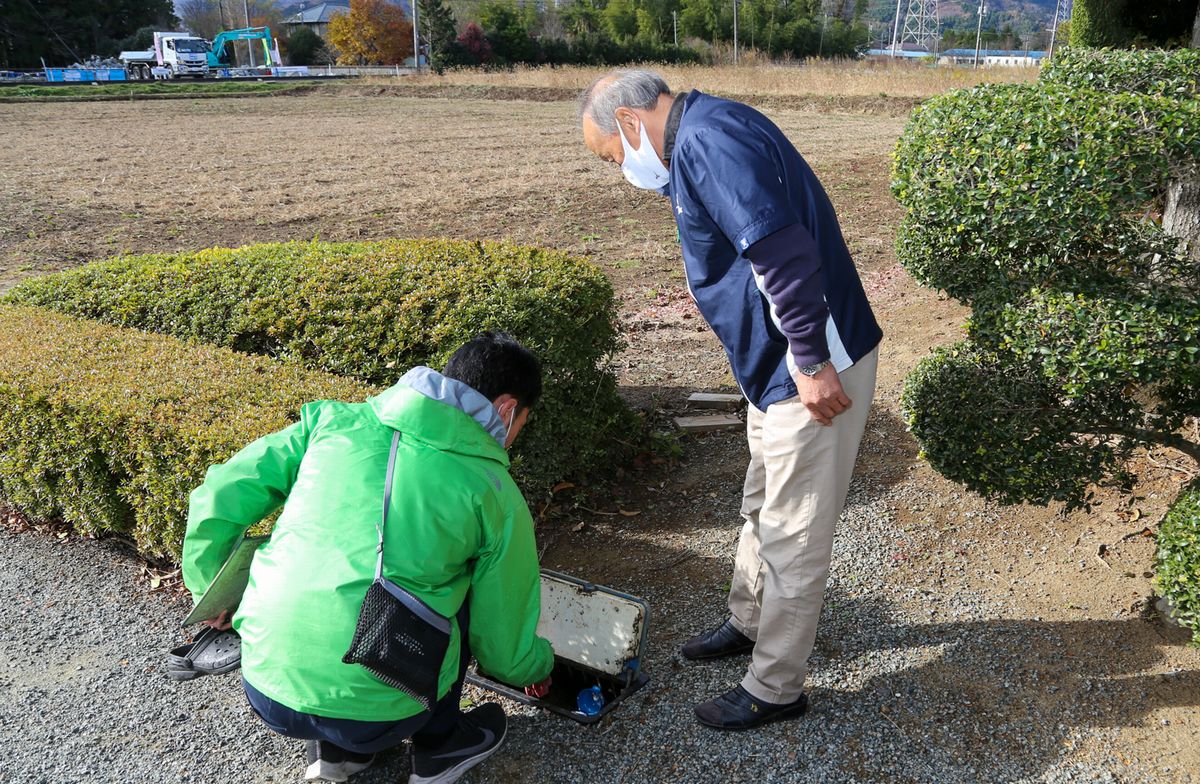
[0,87,1196,780]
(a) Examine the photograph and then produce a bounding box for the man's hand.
[792,363,851,426]
[524,676,552,699]
[201,610,233,631]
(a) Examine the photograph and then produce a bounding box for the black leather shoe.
[694,685,808,730]
[680,618,755,660]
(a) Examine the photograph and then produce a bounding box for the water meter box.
[466,570,650,724]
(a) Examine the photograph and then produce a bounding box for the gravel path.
[0,428,1191,784]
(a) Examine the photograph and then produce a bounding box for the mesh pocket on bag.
[343,580,450,709]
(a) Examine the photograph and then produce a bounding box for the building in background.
[938,48,1047,67]
[863,43,935,61]
[281,1,350,38]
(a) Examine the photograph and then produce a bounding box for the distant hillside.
[869,0,1059,49]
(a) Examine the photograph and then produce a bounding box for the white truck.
[119,32,210,79]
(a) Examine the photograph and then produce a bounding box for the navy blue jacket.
[667,91,882,410]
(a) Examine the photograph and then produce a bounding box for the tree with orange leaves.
[326,0,413,65]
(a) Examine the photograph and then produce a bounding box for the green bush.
[5,239,639,496]
[286,26,326,66]
[892,72,1200,509]
[1042,47,1200,97]
[1068,0,1130,47]
[901,344,1126,507]
[1068,0,1198,48]
[1156,486,1200,644]
[0,305,372,560]
[892,83,1200,304]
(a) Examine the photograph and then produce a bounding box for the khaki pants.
[727,347,878,704]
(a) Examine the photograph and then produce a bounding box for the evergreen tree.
[604,0,639,40]
[418,0,459,66]
[1,0,176,68]
[478,0,535,64]
[1071,0,1199,47]
[286,26,325,65]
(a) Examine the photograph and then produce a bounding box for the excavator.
[206,27,282,69]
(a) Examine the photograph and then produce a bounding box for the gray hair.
[578,69,671,136]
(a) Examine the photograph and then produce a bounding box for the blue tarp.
[45,68,128,82]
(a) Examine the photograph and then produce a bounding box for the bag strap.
[374,430,402,581]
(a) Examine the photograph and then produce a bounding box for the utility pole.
[243,0,255,68]
[890,0,902,57]
[733,0,739,65]
[412,0,420,71]
[673,10,678,47]
[973,0,985,68]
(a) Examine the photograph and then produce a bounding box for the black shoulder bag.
[342,430,453,710]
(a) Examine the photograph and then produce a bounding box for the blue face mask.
[618,116,669,191]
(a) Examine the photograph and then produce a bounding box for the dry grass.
[400,60,1038,99]
[0,94,906,392]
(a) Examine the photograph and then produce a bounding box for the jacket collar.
[398,366,507,447]
[368,367,509,462]
[662,90,691,162]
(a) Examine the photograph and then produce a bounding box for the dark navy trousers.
[243,605,470,754]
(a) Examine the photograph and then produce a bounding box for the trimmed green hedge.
[975,287,1200,402]
[892,83,1200,304]
[893,76,1200,510]
[5,239,639,496]
[1156,487,1200,644]
[900,344,1122,506]
[0,305,372,560]
[1042,47,1200,97]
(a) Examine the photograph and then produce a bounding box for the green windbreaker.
[182,366,554,721]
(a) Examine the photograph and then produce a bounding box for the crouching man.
[182,332,555,784]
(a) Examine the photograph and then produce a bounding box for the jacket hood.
[368,366,509,465]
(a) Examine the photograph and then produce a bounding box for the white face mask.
[618,115,669,191]
[503,406,517,448]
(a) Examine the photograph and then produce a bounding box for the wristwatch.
[798,360,831,377]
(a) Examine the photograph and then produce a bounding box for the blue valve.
[576,685,605,716]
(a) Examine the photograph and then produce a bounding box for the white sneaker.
[304,739,376,782]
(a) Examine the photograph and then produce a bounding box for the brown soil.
[0,90,1196,779]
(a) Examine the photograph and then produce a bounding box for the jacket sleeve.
[673,128,796,255]
[182,410,312,604]
[745,222,831,367]
[468,485,554,687]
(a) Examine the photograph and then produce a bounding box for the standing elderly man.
[579,70,882,730]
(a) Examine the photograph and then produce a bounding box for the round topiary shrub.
[892,70,1200,511]
[1155,487,1200,644]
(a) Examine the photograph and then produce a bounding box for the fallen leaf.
[618,509,641,517]
[150,576,162,589]
[552,481,575,494]
[571,521,585,532]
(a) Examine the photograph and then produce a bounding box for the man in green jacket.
[182,332,555,784]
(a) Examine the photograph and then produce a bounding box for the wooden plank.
[687,392,744,410]
[674,414,743,433]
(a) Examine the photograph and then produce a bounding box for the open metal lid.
[535,570,649,678]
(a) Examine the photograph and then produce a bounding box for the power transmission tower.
[1048,0,1071,58]
[899,0,940,52]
